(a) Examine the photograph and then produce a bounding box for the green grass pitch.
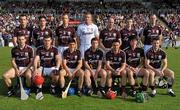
[0,47,179,110]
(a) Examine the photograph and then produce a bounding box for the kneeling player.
[84,38,107,96]
[60,39,84,97]
[33,35,61,100]
[2,35,34,97]
[145,38,176,97]
[124,36,149,97]
[106,39,127,98]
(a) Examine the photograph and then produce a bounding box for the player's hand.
[115,68,122,75]
[15,69,20,76]
[160,70,164,77]
[19,68,27,76]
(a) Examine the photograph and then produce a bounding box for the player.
[33,35,61,100]
[60,39,84,97]
[55,14,76,55]
[2,35,34,97]
[32,16,53,47]
[124,35,149,97]
[106,39,127,98]
[120,19,137,50]
[143,14,162,53]
[99,17,121,53]
[13,14,33,46]
[77,12,99,59]
[145,38,176,97]
[84,38,107,96]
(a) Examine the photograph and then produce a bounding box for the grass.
[0,47,179,110]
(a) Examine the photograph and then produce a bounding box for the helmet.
[106,89,117,100]
[33,75,44,86]
[68,87,75,96]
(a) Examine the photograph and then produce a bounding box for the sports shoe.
[36,92,44,100]
[150,90,156,97]
[77,90,82,97]
[87,89,93,96]
[7,89,14,97]
[130,90,137,97]
[168,89,176,97]
[50,87,56,95]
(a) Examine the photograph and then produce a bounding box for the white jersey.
[77,23,99,45]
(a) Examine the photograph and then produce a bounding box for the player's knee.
[100,70,107,78]
[143,70,149,77]
[121,70,126,76]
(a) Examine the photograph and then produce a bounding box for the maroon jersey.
[63,49,81,68]
[106,50,126,70]
[100,28,121,48]
[124,47,144,68]
[13,26,33,45]
[146,48,166,69]
[143,25,162,45]
[36,46,58,67]
[85,48,103,69]
[32,27,53,47]
[120,28,137,49]
[11,45,33,67]
[55,26,76,46]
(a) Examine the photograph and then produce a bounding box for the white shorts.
[154,68,162,76]
[39,67,56,76]
[79,44,91,59]
[144,45,152,54]
[58,46,68,56]
[69,68,75,73]
[135,68,143,77]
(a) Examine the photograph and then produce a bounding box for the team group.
[2,12,176,100]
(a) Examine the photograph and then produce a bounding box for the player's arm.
[96,60,102,73]
[11,58,19,75]
[73,59,82,74]
[118,63,126,72]
[106,61,115,73]
[84,61,92,71]
[33,55,40,74]
[145,58,157,72]
[62,59,71,75]
[76,26,81,49]
[55,54,61,69]
[161,58,167,72]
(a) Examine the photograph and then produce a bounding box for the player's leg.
[138,68,149,92]
[59,69,67,95]
[126,68,136,96]
[84,69,93,95]
[23,68,32,94]
[148,69,156,97]
[163,68,176,97]
[106,70,113,90]
[50,69,60,94]
[98,69,107,92]
[120,69,127,98]
[2,68,16,96]
[75,69,84,96]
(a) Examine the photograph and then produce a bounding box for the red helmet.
[106,89,117,100]
[33,75,44,86]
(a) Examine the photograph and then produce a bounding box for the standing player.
[60,39,84,97]
[99,17,121,53]
[143,15,162,53]
[33,35,61,100]
[145,38,176,97]
[106,39,127,98]
[55,14,76,55]
[32,16,53,47]
[13,14,33,46]
[2,35,34,97]
[124,35,149,97]
[84,38,107,96]
[77,12,99,59]
[120,19,137,50]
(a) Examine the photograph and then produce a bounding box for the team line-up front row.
[2,35,176,100]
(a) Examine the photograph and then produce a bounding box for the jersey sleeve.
[162,51,167,59]
[106,52,110,61]
[11,48,15,58]
[121,51,126,63]
[94,25,99,37]
[77,25,81,37]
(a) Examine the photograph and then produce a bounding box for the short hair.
[39,16,47,21]
[112,39,121,44]
[152,37,160,42]
[44,35,52,39]
[129,35,138,41]
[91,37,99,43]
[19,14,27,19]
[69,39,76,44]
